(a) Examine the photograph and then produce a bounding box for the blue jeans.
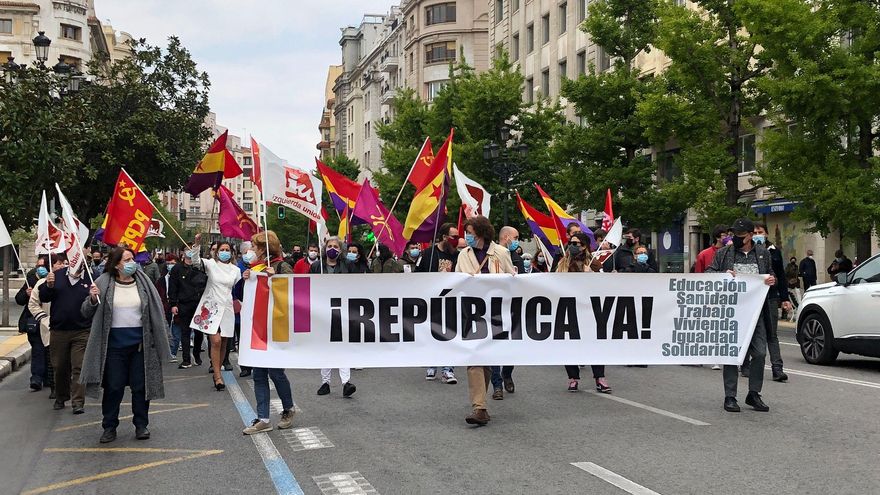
[102,344,148,429]
[253,367,294,420]
[490,366,514,389]
[168,321,181,358]
[27,331,50,386]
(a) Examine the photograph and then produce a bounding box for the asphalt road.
[1,324,878,495]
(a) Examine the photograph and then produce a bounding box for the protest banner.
[239,272,769,369]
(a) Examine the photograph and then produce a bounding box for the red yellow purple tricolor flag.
[516,191,561,255]
[403,129,453,242]
[315,158,362,218]
[185,130,243,195]
[534,183,595,248]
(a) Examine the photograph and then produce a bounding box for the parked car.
[796,253,880,364]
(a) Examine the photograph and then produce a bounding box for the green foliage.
[0,36,211,232]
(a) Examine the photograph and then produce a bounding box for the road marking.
[53,404,209,432]
[313,472,379,495]
[22,448,222,495]
[224,370,304,495]
[163,375,211,384]
[281,427,335,452]
[246,379,302,414]
[593,393,710,426]
[571,462,661,495]
[764,366,880,389]
[45,447,215,453]
[781,342,799,347]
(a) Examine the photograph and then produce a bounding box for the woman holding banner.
[556,232,613,394]
[455,216,515,427]
[241,230,296,435]
[188,234,241,391]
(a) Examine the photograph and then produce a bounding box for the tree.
[0,36,211,231]
[638,0,770,227]
[739,0,880,257]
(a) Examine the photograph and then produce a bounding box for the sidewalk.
[0,327,31,382]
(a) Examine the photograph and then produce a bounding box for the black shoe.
[317,382,330,395]
[48,387,56,400]
[772,370,788,382]
[723,396,741,412]
[193,357,202,366]
[72,406,85,415]
[99,428,117,444]
[53,401,65,410]
[745,392,769,412]
[503,377,515,393]
[178,362,192,369]
[342,382,357,398]
[222,362,233,371]
[740,366,749,378]
[239,369,252,377]
[135,426,150,440]
[30,381,43,391]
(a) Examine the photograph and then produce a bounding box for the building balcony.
[380,87,397,104]
[380,54,398,72]
[316,140,332,151]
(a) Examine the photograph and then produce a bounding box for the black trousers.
[102,344,148,430]
[178,304,203,364]
[565,365,605,380]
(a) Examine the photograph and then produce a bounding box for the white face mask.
[308,251,318,260]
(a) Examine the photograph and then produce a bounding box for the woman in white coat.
[188,235,241,390]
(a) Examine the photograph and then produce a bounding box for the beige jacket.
[28,279,51,346]
[455,242,516,275]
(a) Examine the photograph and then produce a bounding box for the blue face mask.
[218,251,232,262]
[637,253,649,264]
[122,261,139,276]
[242,251,256,265]
[465,233,477,248]
[36,267,49,278]
[509,240,520,252]
[752,234,766,245]
[409,248,421,258]
[346,252,358,262]
[523,259,531,269]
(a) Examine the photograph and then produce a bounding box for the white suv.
[796,253,880,364]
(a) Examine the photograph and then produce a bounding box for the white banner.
[239,273,770,369]
[260,143,325,225]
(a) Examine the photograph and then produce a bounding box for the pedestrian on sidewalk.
[456,216,516,426]
[241,231,296,435]
[799,250,817,290]
[80,246,169,443]
[39,257,93,414]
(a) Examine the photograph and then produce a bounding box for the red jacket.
[693,245,719,273]
[293,258,313,274]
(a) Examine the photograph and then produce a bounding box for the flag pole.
[120,168,192,250]
[8,244,30,289]
[255,139,270,258]
[53,185,97,301]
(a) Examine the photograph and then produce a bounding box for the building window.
[243,202,253,212]
[558,60,567,87]
[426,3,456,25]
[542,14,550,44]
[526,78,534,103]
[526,24,534,53]
[559,3,567,34]
[409,52,414,73]
[365,121,371,139]
[657,150,681,183]
[426,80,449,101]
[597,46,611,72]
[425,41,456,64]
[243,168,252,178]
[243,156,252,166]
[365,91,371,108]
[512,33,520,61]
[541,69,550,98]
[577,0,587,22]
[0,19,12,34]
[513,0,520,12]
[577,50,586,75]
[60,24,81,41]
[739,134,756,173]
[495,0,504,23]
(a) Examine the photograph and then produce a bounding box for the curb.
[0,334,32,382]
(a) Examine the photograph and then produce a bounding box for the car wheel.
[799,312,839,365]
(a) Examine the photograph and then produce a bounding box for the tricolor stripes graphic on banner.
[250,274,311,351]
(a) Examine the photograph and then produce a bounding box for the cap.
[730,218,754,235]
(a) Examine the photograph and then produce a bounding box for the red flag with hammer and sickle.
[103,170,155,252]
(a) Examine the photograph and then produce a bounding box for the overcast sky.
[95,1,394,168]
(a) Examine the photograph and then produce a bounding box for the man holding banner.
[706,218,775,413]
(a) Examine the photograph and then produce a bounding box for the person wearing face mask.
[631,246,656,273]
[399,241,421,272]
[499,226,525,274]
[416,223,460,273]
[345,242,370,274]
[531,249,550,273]
[521,253,533,273]
[26,256,68,398]
[827,249,853,282]
[311,237,357,397]
[187,235,241,391]
[455,216,515,426]
[295,243,321,274]
[168,245,207,369]
[799,249,817,290]
[39,254,93,414]
[489,226,523,399]
[556,233,613,394]
[90,249,107,279]
[139,251,161,284]
[17,255,50,391]
[785,256,802,317]
[694,225,729,274]
[706,218,778,413]
[80,246,168,443]
[603,228,656,273]
[371,244,404,273]
[154,254,180,363]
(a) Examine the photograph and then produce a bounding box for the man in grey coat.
[706,218,777,413]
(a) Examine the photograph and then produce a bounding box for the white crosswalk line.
[764,366,880,389]
[593,393,710,426]
[572,462,662,495]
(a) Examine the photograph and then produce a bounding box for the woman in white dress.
[188,235,241,391]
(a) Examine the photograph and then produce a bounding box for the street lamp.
[3,56,21,84]
[483,125,529,226]
[32,31,51,65]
